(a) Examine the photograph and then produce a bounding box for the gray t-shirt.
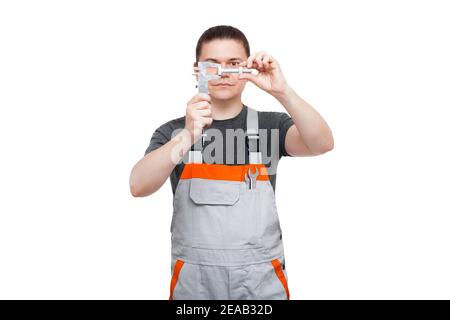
[145,104,295,195]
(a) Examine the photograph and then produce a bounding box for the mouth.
[213,83,234,87]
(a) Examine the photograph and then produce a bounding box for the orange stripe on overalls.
[272,259,290,300]
[169,260,184,300]
[180,163,269,181]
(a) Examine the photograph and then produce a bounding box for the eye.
[231,61,240,66]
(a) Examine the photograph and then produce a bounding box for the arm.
[239,51,334,156]
[273,86,334,156]
[129,93,213,197]
[129,129,192,197]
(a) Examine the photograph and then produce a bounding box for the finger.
[196,108,212,117]
[195,116,213,129]
[248,53,263,70]
[202,117,214,127]
[197,92,211,101]
[262,54,272,70]
[246,52,259,68]
[255,51,265,69]
[238,72,258,83]
[267,55,278,69]
[250,60,261,70]
[188,93,211,104]
[191,100,211,109]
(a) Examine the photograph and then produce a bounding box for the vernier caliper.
[189,61,256,163]
[195,61,255,94]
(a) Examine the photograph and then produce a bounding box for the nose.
[219,63,230,78]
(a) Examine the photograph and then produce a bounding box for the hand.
[184,93,213,144]
[238,51,289,96]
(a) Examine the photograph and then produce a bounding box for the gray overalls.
[169,107,290,300]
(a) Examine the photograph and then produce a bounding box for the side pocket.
[169,259,184,300]
[271,259,290,300]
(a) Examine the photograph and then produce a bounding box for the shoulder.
[145,115,186,156]
[154,116,186,139]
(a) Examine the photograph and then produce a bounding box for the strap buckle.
[246,132,260,152]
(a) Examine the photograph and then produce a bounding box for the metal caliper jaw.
[197,61,255,94]
[197,61,222,94]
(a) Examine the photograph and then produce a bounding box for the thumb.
[238,72,257,83]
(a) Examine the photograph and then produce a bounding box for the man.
[130,25,334,300]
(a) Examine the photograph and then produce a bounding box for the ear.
[193,61,199,82]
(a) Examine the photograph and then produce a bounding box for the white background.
[1,0,449,299]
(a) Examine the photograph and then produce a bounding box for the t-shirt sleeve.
[144,124,171,156]
[278,112,295,157]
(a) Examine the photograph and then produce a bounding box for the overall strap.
[246,106,262,164]
[187,105,261,164]
[188,126,205,164]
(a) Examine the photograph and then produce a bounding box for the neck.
[210,95,244,120]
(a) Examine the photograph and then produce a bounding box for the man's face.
[196,39,248,100]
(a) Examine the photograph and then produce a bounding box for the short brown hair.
[195,25,250,63]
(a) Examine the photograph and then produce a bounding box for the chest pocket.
[189,179,240,205]
[188,178,261,249]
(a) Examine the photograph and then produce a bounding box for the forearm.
[129,130,193,197]
[273,85,334,153]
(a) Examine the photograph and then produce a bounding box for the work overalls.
[169,107,290,300]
